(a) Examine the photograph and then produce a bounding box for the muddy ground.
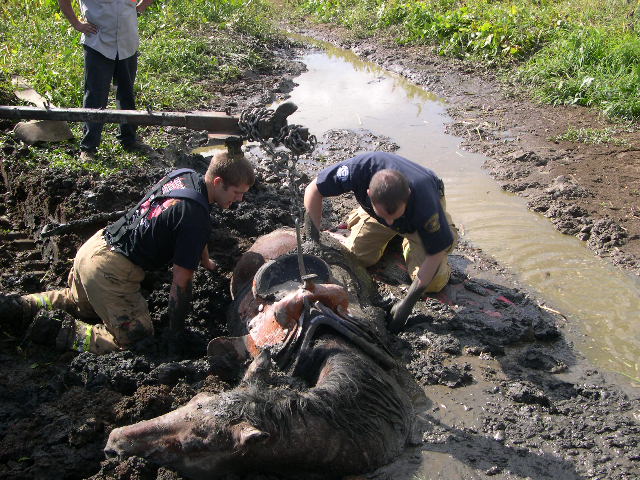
[0,26,639,480]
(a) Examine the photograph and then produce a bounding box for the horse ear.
[231,421,269,448]
[241,350,273,384]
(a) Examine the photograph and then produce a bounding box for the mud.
[0,28,639,480]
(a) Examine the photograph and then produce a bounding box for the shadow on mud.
[420,416,582,479]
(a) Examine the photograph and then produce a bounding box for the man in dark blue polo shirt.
[304,151,458,332]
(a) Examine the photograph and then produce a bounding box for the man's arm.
[415,248,448,288]
[304,178,324,229]
[200,245,217,271]
[58,0,97,34]
[388,248,447,333]
[168,264,195,335]
[136,0,154,14]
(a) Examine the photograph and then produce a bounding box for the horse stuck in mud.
[105,228,426,479]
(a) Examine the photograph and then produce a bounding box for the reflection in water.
[284,36,640,382]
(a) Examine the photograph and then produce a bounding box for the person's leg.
[403,197,459,293]
[114,52,138,146]
[73,230,153,353]
[20,236,100,322]
[344,207,398,267]
[402,234,452,292]
[81,46,116,153]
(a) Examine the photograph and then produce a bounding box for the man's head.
[205,151,255,209]
[367,169,410,225]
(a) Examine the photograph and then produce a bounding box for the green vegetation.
[553,126,630,146]
[0,0,279,175]
[292,0,640,120]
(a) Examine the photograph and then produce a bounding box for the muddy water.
[283,38,640,382]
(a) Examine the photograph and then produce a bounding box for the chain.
[238,106,317,223]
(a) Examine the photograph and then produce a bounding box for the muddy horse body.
[105,229,420,479]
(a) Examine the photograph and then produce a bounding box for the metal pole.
[0,105,241,134]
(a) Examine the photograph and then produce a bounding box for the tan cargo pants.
[23,229,153,354]
[344,198,458,292]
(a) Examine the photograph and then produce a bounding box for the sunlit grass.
[553,126,630,146]
[0,0,281,173]
[290,0,640,120]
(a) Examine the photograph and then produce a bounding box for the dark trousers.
[81,46,138,152]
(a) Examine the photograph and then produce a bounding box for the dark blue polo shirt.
[315,152,453,254]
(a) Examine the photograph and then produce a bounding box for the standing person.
[303,151,458,332]
[58,0,154,160]
[0,151,255,354]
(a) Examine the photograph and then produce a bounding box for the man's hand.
[200,246,217,271]
[136,0,153,15]
[168,265,194,347]
[303,179,324,240]
[201,258,217,271]
[387,277,427,333]
[303,213,320,243]
[57,0,97,34]
[74,21,98,35]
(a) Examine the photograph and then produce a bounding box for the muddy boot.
[23,310,92,353]
[0,294,37,333]
[23,310,63,345]
[55,318,83,352]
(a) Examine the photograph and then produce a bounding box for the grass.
[0,0,280,175]
[290,0,640,121]
[553,126,630,146]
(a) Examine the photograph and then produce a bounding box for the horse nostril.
[104,448,119,459]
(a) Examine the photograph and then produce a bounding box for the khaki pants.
[344,199,458,292]
[24,229,153,354]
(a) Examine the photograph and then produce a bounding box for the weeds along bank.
[0,0,282,174]
[292,0,640,120]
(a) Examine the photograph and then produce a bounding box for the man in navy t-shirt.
[304,151,458,332]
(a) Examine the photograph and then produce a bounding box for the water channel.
[279,38,640,382]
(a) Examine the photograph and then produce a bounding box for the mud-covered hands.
[303,213,320,243]
[167,265,194,354]
[388,277,427,333]
[200,246,217,271]
[303,178,324,242]
[388,250,446,332]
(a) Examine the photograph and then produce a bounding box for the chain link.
[238,106,317,223]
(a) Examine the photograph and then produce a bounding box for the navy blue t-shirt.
[110,171,211,271]
[315,152,453,254]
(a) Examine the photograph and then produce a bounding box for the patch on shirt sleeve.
[424,213,440,233]
[336,165,350,182]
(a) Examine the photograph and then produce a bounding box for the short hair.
[368,169,410,213]
[205,151,255,187]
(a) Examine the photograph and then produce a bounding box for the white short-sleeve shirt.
[80,0,139,60]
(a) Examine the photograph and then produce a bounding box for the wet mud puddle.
[283,37,640,382]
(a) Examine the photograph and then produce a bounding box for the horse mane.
[213,337,412,457]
